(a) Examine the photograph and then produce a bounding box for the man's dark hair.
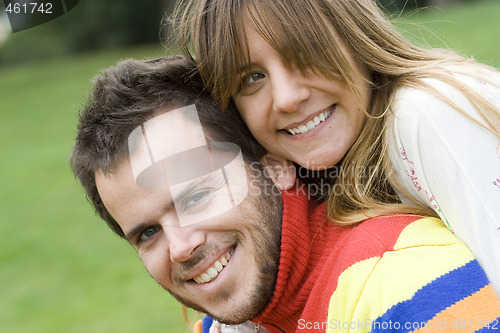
[70,55,265,238]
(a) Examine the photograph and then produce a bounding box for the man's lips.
[192,248,234,284]
[283,106,334,135]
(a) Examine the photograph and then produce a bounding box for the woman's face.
[233,25,372,170]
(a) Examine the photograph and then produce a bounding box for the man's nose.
[165,226,206,263]
[271,65,310,113]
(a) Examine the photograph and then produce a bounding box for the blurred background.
[0,0,499,332]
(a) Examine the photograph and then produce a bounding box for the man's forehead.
[128,104,207,187]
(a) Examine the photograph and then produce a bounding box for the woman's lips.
[284,107,334,135]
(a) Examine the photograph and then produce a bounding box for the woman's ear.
[261,153,296,191]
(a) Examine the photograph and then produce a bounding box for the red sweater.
[252,189,500,333]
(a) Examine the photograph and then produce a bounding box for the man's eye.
[184,190,211,210]
[139,226,159,242]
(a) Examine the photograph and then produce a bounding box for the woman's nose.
[271,65,310,113]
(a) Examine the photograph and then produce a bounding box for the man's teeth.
[193,251,232,284]
[286,109,332,135]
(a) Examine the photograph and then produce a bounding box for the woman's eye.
[139,226,159,242]
[241,72,265,87]
[235,72,266,96]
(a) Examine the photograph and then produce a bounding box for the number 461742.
[5,2,53,14]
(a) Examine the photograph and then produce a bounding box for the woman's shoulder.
[391,65,500,124]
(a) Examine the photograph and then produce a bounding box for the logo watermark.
[128,104,248,227]
[3,0,79,32]
[297,318,499,331]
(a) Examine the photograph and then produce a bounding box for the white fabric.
[387,68,500,296]
[209,320,269,332]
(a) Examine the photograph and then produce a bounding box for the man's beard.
[163,175,283,325]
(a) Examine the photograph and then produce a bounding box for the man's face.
[95,154,282,324]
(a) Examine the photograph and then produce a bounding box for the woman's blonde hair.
[171,0,500,224]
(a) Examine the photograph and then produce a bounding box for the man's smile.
[193,248,234,284]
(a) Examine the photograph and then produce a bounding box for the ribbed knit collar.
[253,188,343,332]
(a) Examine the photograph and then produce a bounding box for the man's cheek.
[141,255,169,286]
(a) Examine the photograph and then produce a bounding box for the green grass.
[0,1,499,333]
[0,45,194,333]
[393,0,500,68]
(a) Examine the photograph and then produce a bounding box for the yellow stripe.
[327,219,476,332]
[394,217,462,250]
[357,246,474,317]
[327,257,380,333]
[410,284,500,333]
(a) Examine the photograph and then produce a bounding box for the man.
[71,56,500,333]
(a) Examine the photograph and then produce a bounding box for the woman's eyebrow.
[237,63,254,74]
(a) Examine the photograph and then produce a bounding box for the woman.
[172,0,500,294]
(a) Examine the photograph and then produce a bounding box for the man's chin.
[175,295,264,325]
[205,302,266,325]
[167,287,271,325]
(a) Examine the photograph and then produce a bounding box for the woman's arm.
[387,75,500,295]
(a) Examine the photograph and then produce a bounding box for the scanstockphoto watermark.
[247,161,379,199]
[298,319,431,332]
[297,318,430,331]
[298,318,500,331]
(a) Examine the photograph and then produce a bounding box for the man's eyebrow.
[124,202,175,243]
[171,172,218,204]
[124,174,219,241]
[125,222,149,243]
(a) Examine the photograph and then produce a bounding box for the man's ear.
[261,153,296,191]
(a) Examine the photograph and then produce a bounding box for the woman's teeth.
[193,251,233,284]
[286,109,332,135]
